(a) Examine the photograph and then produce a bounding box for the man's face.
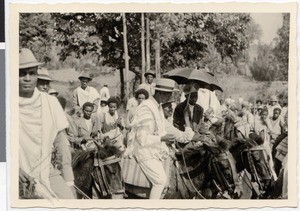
[273,110,281,120]
[157,91,172,104]
[146,75,154,84]
[137,93,146,105]
[19,67,38,97]
[80,78,90,89]
[270,101,277,106]
[37,79,50,92]
[163,104,173,119]
[83,106,94,119]
[108,103,117,115]
[187,92,198,106]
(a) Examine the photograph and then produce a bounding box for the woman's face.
[137,93,146,105]
[108,103,117,115]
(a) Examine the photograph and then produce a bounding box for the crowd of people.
[19,48,288,200]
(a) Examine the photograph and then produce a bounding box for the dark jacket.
[173,100,204,131]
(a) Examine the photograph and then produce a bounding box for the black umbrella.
[163,67,223,92]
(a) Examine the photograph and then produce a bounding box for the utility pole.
[141,13,146,83]
[122,13,129,99]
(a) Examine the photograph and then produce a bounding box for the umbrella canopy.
[163,67,223,92]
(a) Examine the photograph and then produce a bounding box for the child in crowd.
[269,108,285,143]
[126,88,149,128]
[100,97,125,151]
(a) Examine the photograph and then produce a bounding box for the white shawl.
[76,86,99,107]
[19,88,68,199]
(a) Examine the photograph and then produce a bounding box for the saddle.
[92,151,124,198]
[242,145,272,183]
[210,151,239,196]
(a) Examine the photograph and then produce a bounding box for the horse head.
[72,140,124,199]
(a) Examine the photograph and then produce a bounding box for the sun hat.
[48,88,58,95]
[37,67,52,81]
[100,97,108,103]
[154,78,178,92]
[269,95,278,102]
[19,48,43,69]
[144,70,156,78]
[78,72,92,81]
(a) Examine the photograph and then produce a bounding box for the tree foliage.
[19,12,263,99]
[19,13,54,63]
[273,13,290,81]
[250,44,279,81]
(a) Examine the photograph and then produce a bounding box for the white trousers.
[139,159,167,199]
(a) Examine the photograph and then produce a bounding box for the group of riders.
[19,48,288,200]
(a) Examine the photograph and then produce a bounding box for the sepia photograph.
[9,2,297,209]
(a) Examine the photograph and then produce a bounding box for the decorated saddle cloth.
[121,156,170,188]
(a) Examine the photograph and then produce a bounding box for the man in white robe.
[19,48,75,199]
[72,72,99,116]
[196,88,220,114]
[138,71,156,96]
[124,78,178,199]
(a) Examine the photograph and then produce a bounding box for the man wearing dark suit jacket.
[173,84,204,132]
[73,102,101,149]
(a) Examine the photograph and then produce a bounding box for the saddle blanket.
[121,156,170,188]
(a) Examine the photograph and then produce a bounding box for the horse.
[72,139,125,199]
[122,136,242,199]
[222,111,276,199]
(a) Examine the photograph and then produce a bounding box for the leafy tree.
[52,12,262,98]
[273,13,290,81]
[250,44,279,81]
[207,13,260,65]
[19,13,54,63]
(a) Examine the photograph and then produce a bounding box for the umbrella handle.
[184,93,191,128]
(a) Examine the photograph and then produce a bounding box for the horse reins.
[175,140,206,199]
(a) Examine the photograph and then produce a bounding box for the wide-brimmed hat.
[144,71,156,78]
[154,78,178,92]
[48,88,58,95]
[78,72,92,81]
[37,67,52,81]
[100,97,108,103]
[19,48,43,69]
[269,95,278,102]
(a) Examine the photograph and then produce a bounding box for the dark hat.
[144,71,156,78]
[78,72,92,81]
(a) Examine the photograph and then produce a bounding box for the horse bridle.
[93,153,125,197]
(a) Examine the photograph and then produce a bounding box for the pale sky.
[250,13,283,44]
